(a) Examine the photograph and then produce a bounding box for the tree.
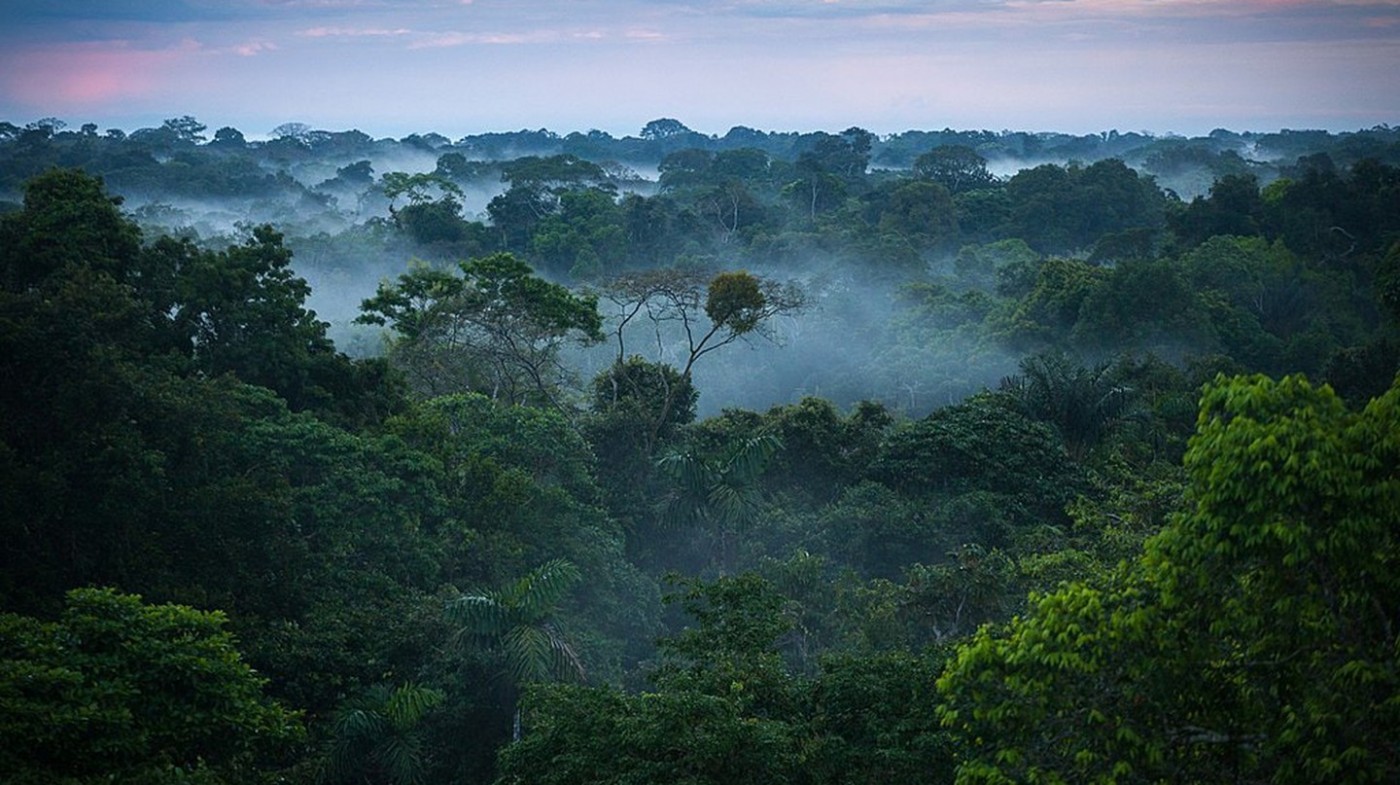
[591,355,698,438]
[379,171,463,210]
[160,115,207,144]
[172,226,341,405]
[358,253,603,404]
[640,118,694,140]
[446,559,585,741]
[1170,173,1263,247]
[876,180,959,249]
[486,155,621,253]
[938,374,1400,784]
[913,145,998,194]
[1003,160,1167,254]
[271,122,313,143]
[995,257,1108,349]
[598,268,803,449]
[999,352,1138,460]
[318,683,444,785]
[0,588,303,784]
[210,126,247,148]
[808,649,958,784]
[659,434,783,573]
[0,168,142,291]
[874,392,1083,517]
[530,187,627,279]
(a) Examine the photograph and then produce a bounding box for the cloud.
[299,26,414,37]
[233,40,278,56]
[0,39,194,107]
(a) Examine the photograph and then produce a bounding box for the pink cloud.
[234,40,278,56]
[0,41,193,108]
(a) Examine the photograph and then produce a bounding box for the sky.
[0,0,1397,140]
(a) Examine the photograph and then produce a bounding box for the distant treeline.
[4,115,1400,197]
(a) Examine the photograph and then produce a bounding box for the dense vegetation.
[2,116,1398,784]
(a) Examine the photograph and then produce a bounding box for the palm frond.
[503,623,557,683]
[445,593,513,637]
[512,559,581,620]
[375,732,429,785]
[722,433,782,483]
[330,707,388,742]
[501,621,587,684]
[383,683,445,730]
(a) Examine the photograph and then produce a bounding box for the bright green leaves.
[0,588,302,785]
[939,374,1400,784]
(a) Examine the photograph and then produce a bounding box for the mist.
[7,117,1397,421]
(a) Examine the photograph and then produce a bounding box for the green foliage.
[530,188,627,279]
[705,270,768,333]
[994,257,1107,349]
[1073,257,1217,354]
[817,482,935,576]
[0,588,302,785]
[448,559,585,685]
[7,129,1400,785]
[446,560,586,751]
[1003,160,1167,254]
[873,392,1085,524]
[498,574,964,785]
[358,253,603,403]
[0,168,142,290]
[591,356,698,435]
[875,180,959,250]
[1000,352,1138,459]
[914,144,998,194]
[319,683,444,785]
[753,397,893,505]
[807,649,958,784]
[498,574,807,785]
[499,683,800,785]
[660,434,782,573]
[381,171,463,208]
[939,374,1400,784]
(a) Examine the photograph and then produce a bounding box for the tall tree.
[913,144,998,194]
[598,268,803,449]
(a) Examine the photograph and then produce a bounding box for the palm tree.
[659,434,782,573]
[1000,352,1137,460]
[445,559,584,741]
[319,682,444,785]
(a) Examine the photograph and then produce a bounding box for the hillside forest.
[2,116,1399,785]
